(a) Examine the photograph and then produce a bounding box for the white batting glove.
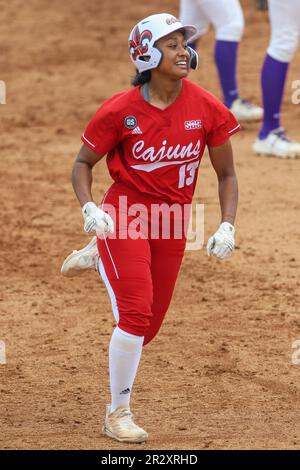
[82,202,114,237]
[207,222,235,259]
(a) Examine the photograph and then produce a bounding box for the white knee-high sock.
[109,326,144,412]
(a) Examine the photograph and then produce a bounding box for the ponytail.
[131,70,151,86]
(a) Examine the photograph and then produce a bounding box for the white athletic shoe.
[103,405,148,443]
[230,98,263,122]
[60,236,98,277]
[253,127,300,158]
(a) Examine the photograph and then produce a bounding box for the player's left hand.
[207,222,235,259]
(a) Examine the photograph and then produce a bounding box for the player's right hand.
[82,201,114,237]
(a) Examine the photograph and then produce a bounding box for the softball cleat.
[230,98,263,122]
[103,405,148,443]
[60,236,98,277]
[253,128,300,158]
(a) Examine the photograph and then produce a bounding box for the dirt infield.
[1,0,300,450]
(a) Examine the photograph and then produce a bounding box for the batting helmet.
[128,13,199,73]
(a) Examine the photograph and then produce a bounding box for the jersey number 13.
[178,161,200,189]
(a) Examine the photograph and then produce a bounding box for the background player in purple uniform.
[253,0,300,158]
[180,0,263,122]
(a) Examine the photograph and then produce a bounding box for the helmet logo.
[129,26,152,61]
[166,17,180,25]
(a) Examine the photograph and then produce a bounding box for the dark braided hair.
[131,70,151,86]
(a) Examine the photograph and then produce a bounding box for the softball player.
[180,0,263,121]
[61,13,239,443]
[253,0,300,158]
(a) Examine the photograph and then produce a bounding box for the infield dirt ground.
[0,0,300,450]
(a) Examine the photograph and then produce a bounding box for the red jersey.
[81,79,240,204]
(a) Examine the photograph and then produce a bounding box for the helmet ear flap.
[187,46,199,70]
[135,47,163,72]
[153,46,163,68]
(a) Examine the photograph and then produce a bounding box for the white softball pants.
[180,0,245,42]
[267,0,300,63]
